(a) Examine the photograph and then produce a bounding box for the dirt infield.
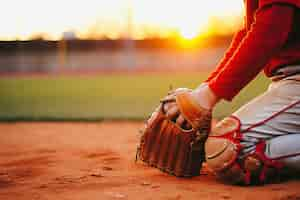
[0,122,300,200]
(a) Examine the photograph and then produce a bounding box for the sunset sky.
[1,0,244,40]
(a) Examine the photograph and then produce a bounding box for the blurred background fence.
[0,38,229,74]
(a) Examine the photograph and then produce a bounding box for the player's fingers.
[184,122,192,130]
[163,102,176,112]
[165,95,175,102]
[166,106,179,120]
[181,120,192,130]
[176,115,185,127]
[161,95,175,103]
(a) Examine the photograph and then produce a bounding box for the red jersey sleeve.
[208,4,294,101]
[206,28,247,82]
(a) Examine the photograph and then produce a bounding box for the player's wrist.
[191,83,221,110]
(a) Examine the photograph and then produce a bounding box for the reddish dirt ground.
[1,122,300,200]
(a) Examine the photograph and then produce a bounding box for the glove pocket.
[185,137,205,177]
[174,130,202,177]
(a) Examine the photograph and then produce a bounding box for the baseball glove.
[136,88,212,177]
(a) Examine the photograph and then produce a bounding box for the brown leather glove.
[136,88,212,177]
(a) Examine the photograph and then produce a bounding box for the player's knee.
[205,116,284,185]
[205,116,246,184]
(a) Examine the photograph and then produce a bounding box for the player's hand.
[163,83,220,129]
[164,101,192,129]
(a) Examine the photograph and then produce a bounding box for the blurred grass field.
[0,73,270,121]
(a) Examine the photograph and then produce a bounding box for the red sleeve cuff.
[208,80,236,101]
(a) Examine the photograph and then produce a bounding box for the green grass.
[0,73,270,121]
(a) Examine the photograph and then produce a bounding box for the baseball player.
[177,0,300,184]
[138,0,300,185]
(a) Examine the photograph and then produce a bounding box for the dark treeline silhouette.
[0,36,231,73]
[0,36,232,52]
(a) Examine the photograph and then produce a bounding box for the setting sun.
[176,18,208,40]
[180,29,199,40]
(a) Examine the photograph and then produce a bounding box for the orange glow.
[0,0,244,40]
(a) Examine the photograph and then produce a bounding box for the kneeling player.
[164,0,300,184]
